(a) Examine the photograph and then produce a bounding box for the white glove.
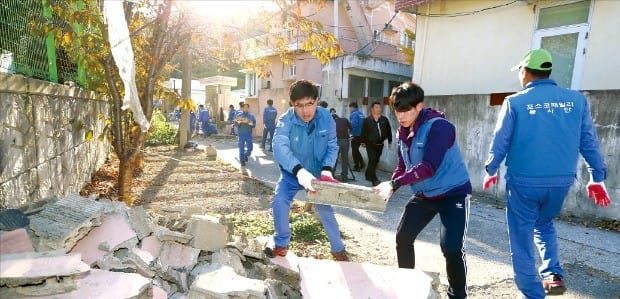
[374,181,393,201]
[320,170,339,183]
[296,168,316,192]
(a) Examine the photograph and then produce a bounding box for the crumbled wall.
[0,73,110,208]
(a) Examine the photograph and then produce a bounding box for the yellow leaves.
[85,130,94,142]
[176,98,196,111]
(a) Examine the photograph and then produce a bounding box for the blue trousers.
[238,133,253,161]
[261,125,275,150]
[272,174,345,253]
[506,183,570,299]
[201,121,208,137]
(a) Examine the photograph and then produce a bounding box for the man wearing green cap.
[483,48,610,298]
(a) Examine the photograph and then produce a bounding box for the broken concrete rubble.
[70,213,138,265]
[1,192,440,299]
[0,228,35,255]
[0,209,30,231]
[156,227,193,244]
[28,193,105,251]
[189,265,267,299]
[185,214,231,252]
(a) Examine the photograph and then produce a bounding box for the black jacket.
[332,115,352,139]
[361,115,392,145]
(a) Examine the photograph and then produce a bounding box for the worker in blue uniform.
[264,79,348,261]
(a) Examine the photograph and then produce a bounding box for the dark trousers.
[336,139,350,177]
[261,125,275,150]
[351,136,364,168]
[396,194,470,299]
[364,144,383,181]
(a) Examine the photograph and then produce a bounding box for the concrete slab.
[212,249,245,276]
[70,213,138,265]
[269,254,301,274]
[127,247,157,278]
[189,265,266,299]
[0,228,35,255]
[96,255,137,273]
[0,251,90,287]
[28,194,105,251]
[127,206,155,240]
[298,258,439,299]
[0,276,77,297]
[185,215,230,252]
[159,241,199,270]
[307,181,386,212]
[32,269,151,299]
[153,284,167,299]
[140,235,162,258]
[156,227,193,244]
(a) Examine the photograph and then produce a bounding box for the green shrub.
[146,110,177,145]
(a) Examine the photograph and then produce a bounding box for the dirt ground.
[82,145,274,215]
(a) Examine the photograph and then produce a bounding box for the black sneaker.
[245,156,249,162]
[543,273,566,295]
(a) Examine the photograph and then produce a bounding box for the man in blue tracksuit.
[483,49,610,298]
[227,104,237,136]
[375,82,471,299]
[236,103,256,166]
[349,102,366,171]
[260,99,278,152]
[198,105,210,138]
[264,79,348,261]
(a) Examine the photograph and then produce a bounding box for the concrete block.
[184,215,231,252]
[254,256,301,288]
[298,258,439,299]
[70,213,138,265]
[127,206,155,240]
[0,276,77,298]
[0,228,34,255]
[307,181,386,212]
[156,227,193,244]
[126,247,157,278]
[189,265,266,299]
[159,241,200,271]
[0,251,90,287]
[212,249,245,276]
[242,235,271,260]
[265,279,302,299]
[28,194,105,252]
[161,268,189,293]
[34,269,152,299]
[96,255,137,273]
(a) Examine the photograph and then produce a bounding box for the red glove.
[319,170,340,183]
[482,174,498,191]
[586,181,611,207]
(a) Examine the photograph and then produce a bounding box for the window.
[533,0,591,89]
[315,84,322,99]
[368,78,384,97]
[373,30,383,42]
[248,73,256,96]
[288,65,296,79]
[348,75,365,98]
[399,32,414,48]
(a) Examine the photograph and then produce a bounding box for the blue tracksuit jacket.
[485,79,606,185]
[349,108,365,137]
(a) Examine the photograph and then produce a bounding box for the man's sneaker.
[331,250,349,261]
[543,273,566,295]
[264,246,288,258]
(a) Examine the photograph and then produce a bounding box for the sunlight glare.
[184,1,278,23]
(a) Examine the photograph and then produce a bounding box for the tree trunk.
[118,156,135,206]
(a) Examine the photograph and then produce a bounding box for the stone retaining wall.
[0,73,110,208]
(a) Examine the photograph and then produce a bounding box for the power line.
[412,0,519,18]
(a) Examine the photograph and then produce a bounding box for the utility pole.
[179,48,191,147]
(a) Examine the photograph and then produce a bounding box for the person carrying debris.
[374,82,471,299]
[236,103,256,166]
[483,48,610,298]
[265,79,348,261]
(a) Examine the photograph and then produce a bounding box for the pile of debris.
[0,194,301,299]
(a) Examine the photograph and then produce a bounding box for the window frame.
[531,0,593,90]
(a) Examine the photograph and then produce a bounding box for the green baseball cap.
[511,48,553,71]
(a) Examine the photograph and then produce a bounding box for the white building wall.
[413,0,620,95]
